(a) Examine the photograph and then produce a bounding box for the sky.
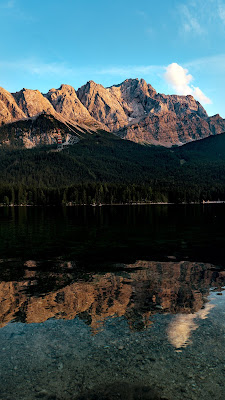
[0,0,225,117]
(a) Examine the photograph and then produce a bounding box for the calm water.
[0,205,224,400]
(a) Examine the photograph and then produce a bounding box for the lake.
[0,205,224,400]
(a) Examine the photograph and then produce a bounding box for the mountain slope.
[1,114,225,204]
[176,130,225,160]
[0,113,92,148]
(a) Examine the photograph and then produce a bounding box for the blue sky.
[0,0,225,117]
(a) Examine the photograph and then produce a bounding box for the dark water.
[0,205,224,400]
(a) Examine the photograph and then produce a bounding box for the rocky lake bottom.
[0,205,225,399]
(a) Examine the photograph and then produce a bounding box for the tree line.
[1,182,225,206]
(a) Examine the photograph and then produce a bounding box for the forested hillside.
[1,127,225,205]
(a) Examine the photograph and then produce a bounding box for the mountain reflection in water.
[0,260,224,348]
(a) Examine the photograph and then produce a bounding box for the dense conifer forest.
[1,125,225,205]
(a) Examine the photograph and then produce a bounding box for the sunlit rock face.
[1,79,225,147]
[77,80,129,131]
[77,79,225,146]
[0,261,224,336]
[116,112,212,146]
[45,84,104,129]
[0,87,26,125]
[12,88,56,118]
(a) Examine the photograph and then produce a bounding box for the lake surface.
[0,205,224,400]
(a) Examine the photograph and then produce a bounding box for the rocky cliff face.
[116,112,212,146]
[0,87,26,124]
[45,84,104,129]
[1,79,225,147]
[77,78,225,146]
[208,114,225,135]
[0,113,83,148]
[12,88,56,118]
[77,78,208,133]
[76,80,131,131]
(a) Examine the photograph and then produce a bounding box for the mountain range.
[1,78,225,204]
[1,78,225,147]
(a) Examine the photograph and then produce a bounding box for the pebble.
[36,389,48,398]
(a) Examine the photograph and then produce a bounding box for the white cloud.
[179,4,204,35]
[0,59,73,77]
[164,63,212,104]
[98,65,163,76]
[0,59,214,106]
[26,62,73,77]
[164,63,193,95]
[185,53,225,69]
[178,1,225,34]
[218,1,225,24]
[192,87,212,104]
[0,59,164,80]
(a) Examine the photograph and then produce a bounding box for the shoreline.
[1,201,225,207]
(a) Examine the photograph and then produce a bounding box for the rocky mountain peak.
[78,80,107,96]
[77,80,130,130]
[110,78,157,96]
[76,78,225,145]
[0,87,26,125]
[12,88,55,118]
[46,84,104,128]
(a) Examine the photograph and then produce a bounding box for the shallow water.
[0,206,225,399]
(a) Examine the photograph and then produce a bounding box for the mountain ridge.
[1,78,225,147]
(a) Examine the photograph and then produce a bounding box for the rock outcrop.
[0,113,82,148]
[45,84,105,129]
[12,88,56,118]
[0,87,26,125]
